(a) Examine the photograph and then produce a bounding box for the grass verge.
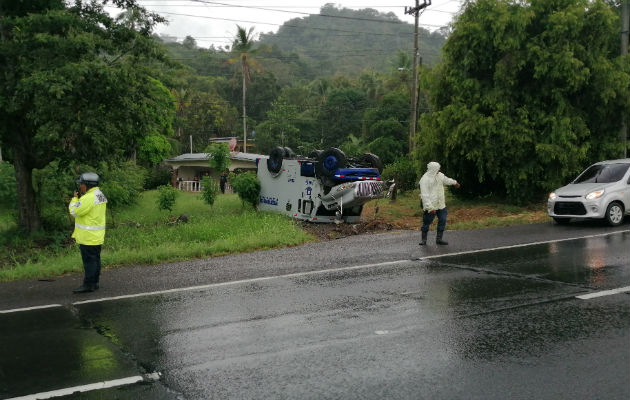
[0,191,313,282]
[362,189,548,230]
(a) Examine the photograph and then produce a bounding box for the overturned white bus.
[257,147,388,223]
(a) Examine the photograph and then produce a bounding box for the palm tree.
[228,25,259,153]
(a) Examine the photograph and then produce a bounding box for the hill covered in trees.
[258,4,448,78]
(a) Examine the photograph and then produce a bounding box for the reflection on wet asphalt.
[436,233,630,289]
[1,234,629,399]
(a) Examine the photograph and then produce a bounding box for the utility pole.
[622,1,629,158]
[242,71,247,154]
[405,0,430,154]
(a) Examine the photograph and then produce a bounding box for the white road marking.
[6,375,145,400]
[0,304,62,314]
[576,286,630,300]
[421,230,630,260]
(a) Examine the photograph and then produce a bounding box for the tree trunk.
[13,155,41,233]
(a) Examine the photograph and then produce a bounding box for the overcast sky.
[106,0,463,49]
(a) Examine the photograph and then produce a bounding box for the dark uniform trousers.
[79,244,101,287]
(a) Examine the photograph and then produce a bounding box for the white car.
[548,159,630,226]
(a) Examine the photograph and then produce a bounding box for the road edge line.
[0,304,62,314]
[576,285,630,300]
[6,375,145,400]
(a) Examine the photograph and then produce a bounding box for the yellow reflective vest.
[68,187,108,245]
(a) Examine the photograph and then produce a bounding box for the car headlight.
[585,189,604,200]
[548,192,556,200]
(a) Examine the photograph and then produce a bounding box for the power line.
[154,10,447,33]
[191,0,408,25]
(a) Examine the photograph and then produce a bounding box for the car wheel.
[283,147,295,158]
[359,153,384,174]
[309,150,323,159]
[605,202,624,226]
[316,148,347,177]
[267,146,284,175]
[553,217,571,225]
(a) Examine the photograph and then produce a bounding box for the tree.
[228,25,260,153]
[363,90,410,145]
[206,143,231,173]
[182,35,197,49]
[0,0,175,232]
[319,88,368,147]
[230,172,260,209]
[418,0,630,202]
[168,75,238,152]
[137,134,172,166]
[157,184,179,214]
[359,70,384,102]
[367,136,405,165]
[255,100,300,154]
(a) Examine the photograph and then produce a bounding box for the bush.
[99,162,147,208]
[145,165,172,190]
[206,143,231,172]
[30,161,147,230]
[32,162,78,230]
[382,156,418,192]
[367,136,405,165]
[230,172,261,209]
[156,184,179,213]
[200,176,218,207]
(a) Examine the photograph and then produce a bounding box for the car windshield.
[573,163,630,183]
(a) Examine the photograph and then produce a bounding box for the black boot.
[72,285,95,293]
[419,230,428,246]
[436,230,448,245]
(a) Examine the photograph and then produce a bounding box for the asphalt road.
[1,221,629,399]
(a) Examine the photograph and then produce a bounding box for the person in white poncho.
[418,161,460,245]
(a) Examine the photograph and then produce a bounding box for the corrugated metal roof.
[165,153,210,162]
[164,152,266,163]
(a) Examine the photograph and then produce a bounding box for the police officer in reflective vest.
[68,172,107,293]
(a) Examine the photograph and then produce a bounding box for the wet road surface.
[1,223,629,399]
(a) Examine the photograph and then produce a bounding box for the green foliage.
[31,161,78,230]
[206,143,232,172]
[255,100,301,154]
[0,162,17,207]
[418,0,629,202]
[0,0,173,232]
[244,71,282,123]
[138,134,172,166]
[144,166,172,190]
[367,136,406,165]
[167,73,239,152]
[28,161,146,230]
[382,156,418,192]
[99,162,147,209]
[319,88,368,147]
[258,4,447,77]
[339,134,368,158]
[364,91,410,139]
[0,191,314,281]
[156,184,179,213]
[200,176,218,207]
[230,172,261,209]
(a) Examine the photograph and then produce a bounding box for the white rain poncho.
[419,162,458,211]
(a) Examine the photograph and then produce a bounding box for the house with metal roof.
[163,152,264,192]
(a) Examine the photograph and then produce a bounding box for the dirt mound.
[299,219,397,240]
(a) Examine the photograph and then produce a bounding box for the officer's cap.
[76,172,100,186]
